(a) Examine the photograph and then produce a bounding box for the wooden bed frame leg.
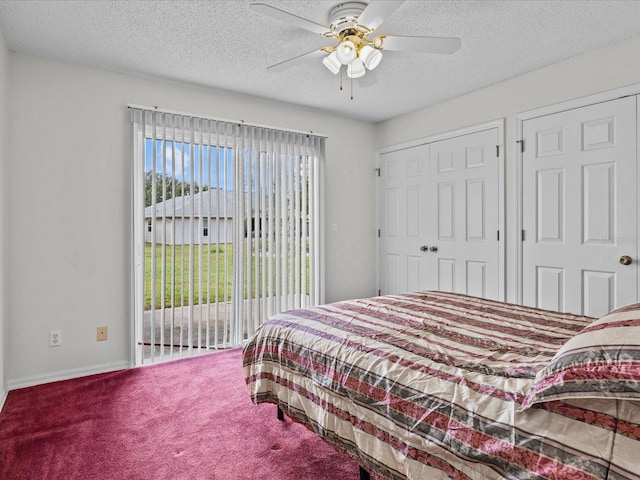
[359,466,370,480]
[277,406,284,421]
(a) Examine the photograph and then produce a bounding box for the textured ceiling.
[1,0,640,122]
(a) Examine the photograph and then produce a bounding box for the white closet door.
[379,144,430,294]
[428,128,501,299]
[378,127,501,299]
[522,96,637,317]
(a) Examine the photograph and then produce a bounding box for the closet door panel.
[379,145,430,294]
[522,95,637,317]
[428,128,501,299]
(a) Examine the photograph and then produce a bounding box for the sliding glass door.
[131,109,324,364]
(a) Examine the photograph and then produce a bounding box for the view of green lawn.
[145,243,233,310]
[145,243,311,310]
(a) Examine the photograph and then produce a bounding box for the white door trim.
[636,95,640,306]
[515,82,640,305]
[375,119,506,301]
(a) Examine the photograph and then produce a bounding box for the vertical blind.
[131,108,325,364]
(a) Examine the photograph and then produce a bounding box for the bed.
[242,290,640,480]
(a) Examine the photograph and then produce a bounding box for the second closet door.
[522,95,637,317]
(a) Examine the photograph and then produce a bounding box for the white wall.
[6,53,377,385]
[375,35,640,303]
[0,31,8,405]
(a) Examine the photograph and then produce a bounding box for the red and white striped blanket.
[243,291,640,480]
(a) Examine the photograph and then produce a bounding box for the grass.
[145,243,233,310]
[144,242,311,310]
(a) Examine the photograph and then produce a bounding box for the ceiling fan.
[249,0,461,97]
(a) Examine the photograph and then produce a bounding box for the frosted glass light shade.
[336,40,356,64]
[347,58,365,78]
[360,45,382,70]
[322,52,341,75]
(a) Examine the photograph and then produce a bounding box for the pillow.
[521,303,640,409]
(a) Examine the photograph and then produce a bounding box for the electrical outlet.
[97,326,108,341]
[49,330,62,347]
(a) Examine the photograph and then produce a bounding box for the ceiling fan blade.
[382,35,462,54]
[250,3,329,36]
[266,49,326,72]
[357,0,407,32]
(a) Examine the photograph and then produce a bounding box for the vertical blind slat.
[160,114,167,358]
[262,131,268,319]
[187,119,195,353]
[301,137,309,308]
[150,111,158,362]
[235,129,244,345]
[251,128,258,336]
[266,130,275,319]
[132,108,145,365]
[179,116,186,352]
[288,137,295,311]
[197,119,204,351]
[206,121,212,350]
[274,132,282,317]
[170,117,177,352]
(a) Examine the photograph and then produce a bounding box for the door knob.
[429,246,438,252]
[620,255,632,265]
[420,245,429,252]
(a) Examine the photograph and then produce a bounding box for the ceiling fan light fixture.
[360,44,382,70]
[251,1,462,101]
[322,51,341,74]
[336,40,357,64]
[347,58,365,78]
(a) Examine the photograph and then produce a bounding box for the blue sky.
[145,139,234,190]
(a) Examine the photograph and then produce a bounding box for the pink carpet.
[0,348,365,479]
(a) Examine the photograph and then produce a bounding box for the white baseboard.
[7,361,131,391]
[0,386,7,413]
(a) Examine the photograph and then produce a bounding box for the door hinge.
[378,289,382,296]
[496,145,500,157]
[516,140,525,153]
[497,230,500,241]
[377,229,381,237]
[375,168,381,176]
[522,229,526,241]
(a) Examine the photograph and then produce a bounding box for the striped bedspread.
[242,291,640,480]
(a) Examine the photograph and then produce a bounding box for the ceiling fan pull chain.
[350,75,354,100]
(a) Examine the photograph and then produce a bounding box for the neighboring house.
[145,189,234,245]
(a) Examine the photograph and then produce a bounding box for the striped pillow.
[521,303,640,409]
